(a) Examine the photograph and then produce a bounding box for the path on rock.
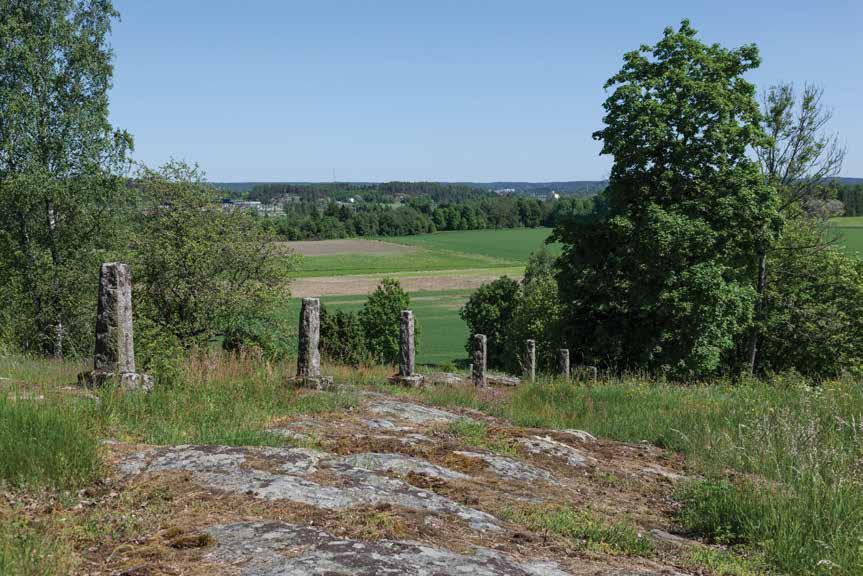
[105,392,697,575]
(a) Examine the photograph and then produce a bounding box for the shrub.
[756,220,863,376]
[132,161,295,350]
[459,276,520,369]
[360,279,411,364]
[320,306,367,366]
[461,249,563,374]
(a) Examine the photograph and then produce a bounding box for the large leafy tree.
[555,21,780,377]
[131,161,293,351]
[0,0,132,356]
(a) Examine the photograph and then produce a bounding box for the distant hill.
[837,177,863,186]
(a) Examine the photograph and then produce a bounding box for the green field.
[283,290,472,366]
[289,228,560,365]
[832,217,863,257]
[388,228,559,261]
[294,251,513,277]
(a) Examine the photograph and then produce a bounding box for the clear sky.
[109,0,862,182]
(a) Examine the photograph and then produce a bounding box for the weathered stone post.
[294,297,333,389]
[80,263,151,391]
[525,339,536,382]
[558,349,570,379]
[388,310,424,386]
[399,310,415,377]
[472,334,487,387]
[297,297,321,380]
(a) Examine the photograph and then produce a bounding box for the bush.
[359,279,411,364]
[460,249,563,374]
[756,220,863,376]
[222,313,293,360]
[506,270,563,374]
[132,161,294,350]
[320,306,367,367]
[459,276,520,369]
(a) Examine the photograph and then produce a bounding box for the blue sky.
[109,1,862,182]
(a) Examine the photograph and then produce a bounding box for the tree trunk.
[46,199,64,358]
[747,250,768,374]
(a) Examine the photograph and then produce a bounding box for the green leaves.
[558,21,778,377]
[0,1,130,356]
[131,161,294,358]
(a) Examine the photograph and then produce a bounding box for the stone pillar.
[388,310,424,386]
[558,349,570,379]
[399,310,415,377]
[472,334,487,387]
[80,263,151,391]
[297,297,321,380]
[94,263,135,373]
[526,339,536,382]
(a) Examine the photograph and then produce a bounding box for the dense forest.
[244,182,494,204]
[260,194,595,240]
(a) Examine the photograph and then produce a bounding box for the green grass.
[95,355,358,446]
[402,376,863,576]
[447,418,518,456]
[0,394,100,491]
[830,217,863,258]
[831,216,863,227]
[388,228,559,261]
[0,519,75,576]
[500,504,655,556]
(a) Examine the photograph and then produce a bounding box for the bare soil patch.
[277,239,418,256]
[292,269,519,297]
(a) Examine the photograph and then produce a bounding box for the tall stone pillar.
[526,339,536,382]
[558,349,570,379]
[297,297,321,380]
[399,310,415,377]
[472,334,487,387]
[80,263,151,391]
[388,310,424,386]
[94,263,135,373]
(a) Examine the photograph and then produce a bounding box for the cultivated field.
[287,228,557,365]
[278,238,417,256]
[388,228,561,261]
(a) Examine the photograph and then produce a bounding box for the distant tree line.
[261,195,596,240]
[838,183,863,216]
[246,182,494,205]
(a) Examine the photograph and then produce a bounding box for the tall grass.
[0,393,100,490]
[0,519,76,576]
[411,375,863,576]
[96,351,359,446]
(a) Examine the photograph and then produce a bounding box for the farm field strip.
[291,266,524,297]
[386,227,560,261]
[276,238,418,256]
[293,249,517,277]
